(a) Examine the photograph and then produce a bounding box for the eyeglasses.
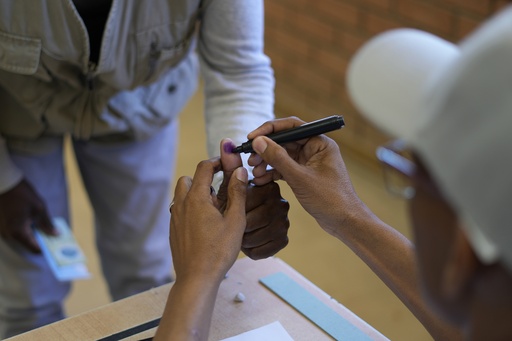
[376,139,416,199]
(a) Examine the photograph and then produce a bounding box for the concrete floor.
[64,86,432,341]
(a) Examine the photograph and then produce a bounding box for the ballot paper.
[34,217,90,281]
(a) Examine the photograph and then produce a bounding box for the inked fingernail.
[223,140,236,153]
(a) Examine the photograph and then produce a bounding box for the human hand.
[170,157,248,283]
[0,179,56,253]
[247,117,364,236]
[216,139,290,260]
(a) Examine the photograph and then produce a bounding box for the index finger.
[189,157,222,196]
[247,116,305,140]
[172,175,193,212]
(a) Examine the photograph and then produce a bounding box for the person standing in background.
[0,1,290,338]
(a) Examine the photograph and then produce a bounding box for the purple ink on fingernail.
[224,141,236,153]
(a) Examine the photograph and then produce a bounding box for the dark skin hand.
[215,139,290,260]
[0,179,56,253]
[0,141,289,259]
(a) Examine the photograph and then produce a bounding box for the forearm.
[154,277,222,341]
[331,204,462,340]
[199,0,274,158]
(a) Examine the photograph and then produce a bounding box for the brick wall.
[264,0,510,164]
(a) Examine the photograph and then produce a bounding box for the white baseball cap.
[347,6,512,271]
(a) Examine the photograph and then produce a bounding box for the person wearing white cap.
[245,6,512,341]
[153,5,512,341]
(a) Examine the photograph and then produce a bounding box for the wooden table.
[8,257,388,340]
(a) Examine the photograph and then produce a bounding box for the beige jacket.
[0,0,275,192]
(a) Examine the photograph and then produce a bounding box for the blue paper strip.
[260,272,372,341]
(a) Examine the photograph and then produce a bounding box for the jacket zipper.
[86,61,97,90]
[65,0,95,90]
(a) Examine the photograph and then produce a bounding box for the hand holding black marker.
[233,115,345,154]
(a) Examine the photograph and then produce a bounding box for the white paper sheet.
[220,321,294,341]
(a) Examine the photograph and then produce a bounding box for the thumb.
[217,139,243,210]
[224,167,248,228]
[252,136,302,180]
[31,202,57,236]
[220,138,243,176]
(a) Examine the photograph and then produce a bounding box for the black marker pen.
[233,115,345,154]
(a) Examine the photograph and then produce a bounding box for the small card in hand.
[34,217,91,282]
